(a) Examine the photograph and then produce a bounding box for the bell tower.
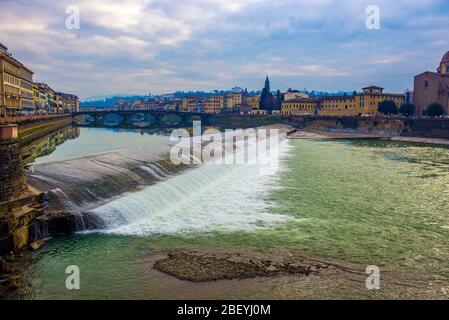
[438,51,449,74]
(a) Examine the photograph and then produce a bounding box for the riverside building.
[0,43,79,116]
[414,51,449,115]
[281,98,318,115]
[0,43,24,116]
[318,86,404,116]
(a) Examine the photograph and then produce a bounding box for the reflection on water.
[20,126,81,165]
[28,126,174,164]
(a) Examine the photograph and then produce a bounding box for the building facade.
[1,43,79,116]
[182,96,203,113]
[56,92,80,113]
[246,96,260,110]
[20,66,35,113]
[281,98,318,115]
[225,93,242,112]
[203,96,224,114]
[414,51,449,115]
[0,44,23,116]
[318,86,404,116]
[35,83,56,113]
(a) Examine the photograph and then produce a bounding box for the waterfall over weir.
[88,129,294,235]
[27,126,295,236]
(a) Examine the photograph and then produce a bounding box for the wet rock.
[5,275,20,290]
[0,257,12,274]
[0,234,13,256]
[29,240,45,251]
[153,251,313,282]
[36,211,83,235]
[266,265,279,272]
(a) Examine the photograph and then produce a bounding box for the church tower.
[259,75,274,112]
[264,75,270,92]
[438,51,449,74]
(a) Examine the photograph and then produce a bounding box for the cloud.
[0,0,448,99]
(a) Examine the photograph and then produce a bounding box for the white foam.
[90,135,294,236]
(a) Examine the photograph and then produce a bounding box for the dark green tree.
[273,89,283,111]
[378,100,398,115]
[426,103,445,117]
[399,103,416,117]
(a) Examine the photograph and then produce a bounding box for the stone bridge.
[71,110,214,128]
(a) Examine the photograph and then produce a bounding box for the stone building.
[203,96,224,114]
[414,51,449,115]
[318,86,404,116]
[281,98,318,115]
[0,43,24,116]
[181,96,203,113]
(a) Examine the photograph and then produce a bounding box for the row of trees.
[378,100,446,117]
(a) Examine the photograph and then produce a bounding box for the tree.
[426,103,445,117]
[399,103,416,117]
[378,100,398,115]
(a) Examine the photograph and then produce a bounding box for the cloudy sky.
[1,0,448,100]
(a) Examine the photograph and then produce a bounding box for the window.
[424,80,429,88]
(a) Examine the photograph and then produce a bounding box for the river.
[16,126,449,299]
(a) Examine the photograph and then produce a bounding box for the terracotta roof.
[318,95,355,101]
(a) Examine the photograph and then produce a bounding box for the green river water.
[18,130,449,299]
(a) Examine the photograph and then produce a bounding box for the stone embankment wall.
[402,118,449,139]
[0,140,28,203]
[0,124,84,257]
[285,116,449,139]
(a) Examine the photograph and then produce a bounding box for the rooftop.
[441,51,449,64]
[284,98,318,103]
[362,86,384,90]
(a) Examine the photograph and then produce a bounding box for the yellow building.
[33,83,41,111]
[318,86,405,116]
[20,66,35,113]
[35,82,57,114]
[55,92,80,113]
[181,96,203,113]
[318,95,358,116]
[225,93,242,111]
[0,43,22,116]
[281,98,318,115]
[203,96,224,114]
[1,43,79,116]
[246,95,260,110]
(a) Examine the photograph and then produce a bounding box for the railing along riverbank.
[0,114,71,125]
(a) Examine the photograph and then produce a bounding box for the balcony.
[21,92,34,100]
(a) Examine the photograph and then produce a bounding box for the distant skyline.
[1,0,449,100]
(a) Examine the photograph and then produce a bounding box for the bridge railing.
[0,114,71,125]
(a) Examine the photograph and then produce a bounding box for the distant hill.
[80,95,148,108]
[80,90,356,109]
